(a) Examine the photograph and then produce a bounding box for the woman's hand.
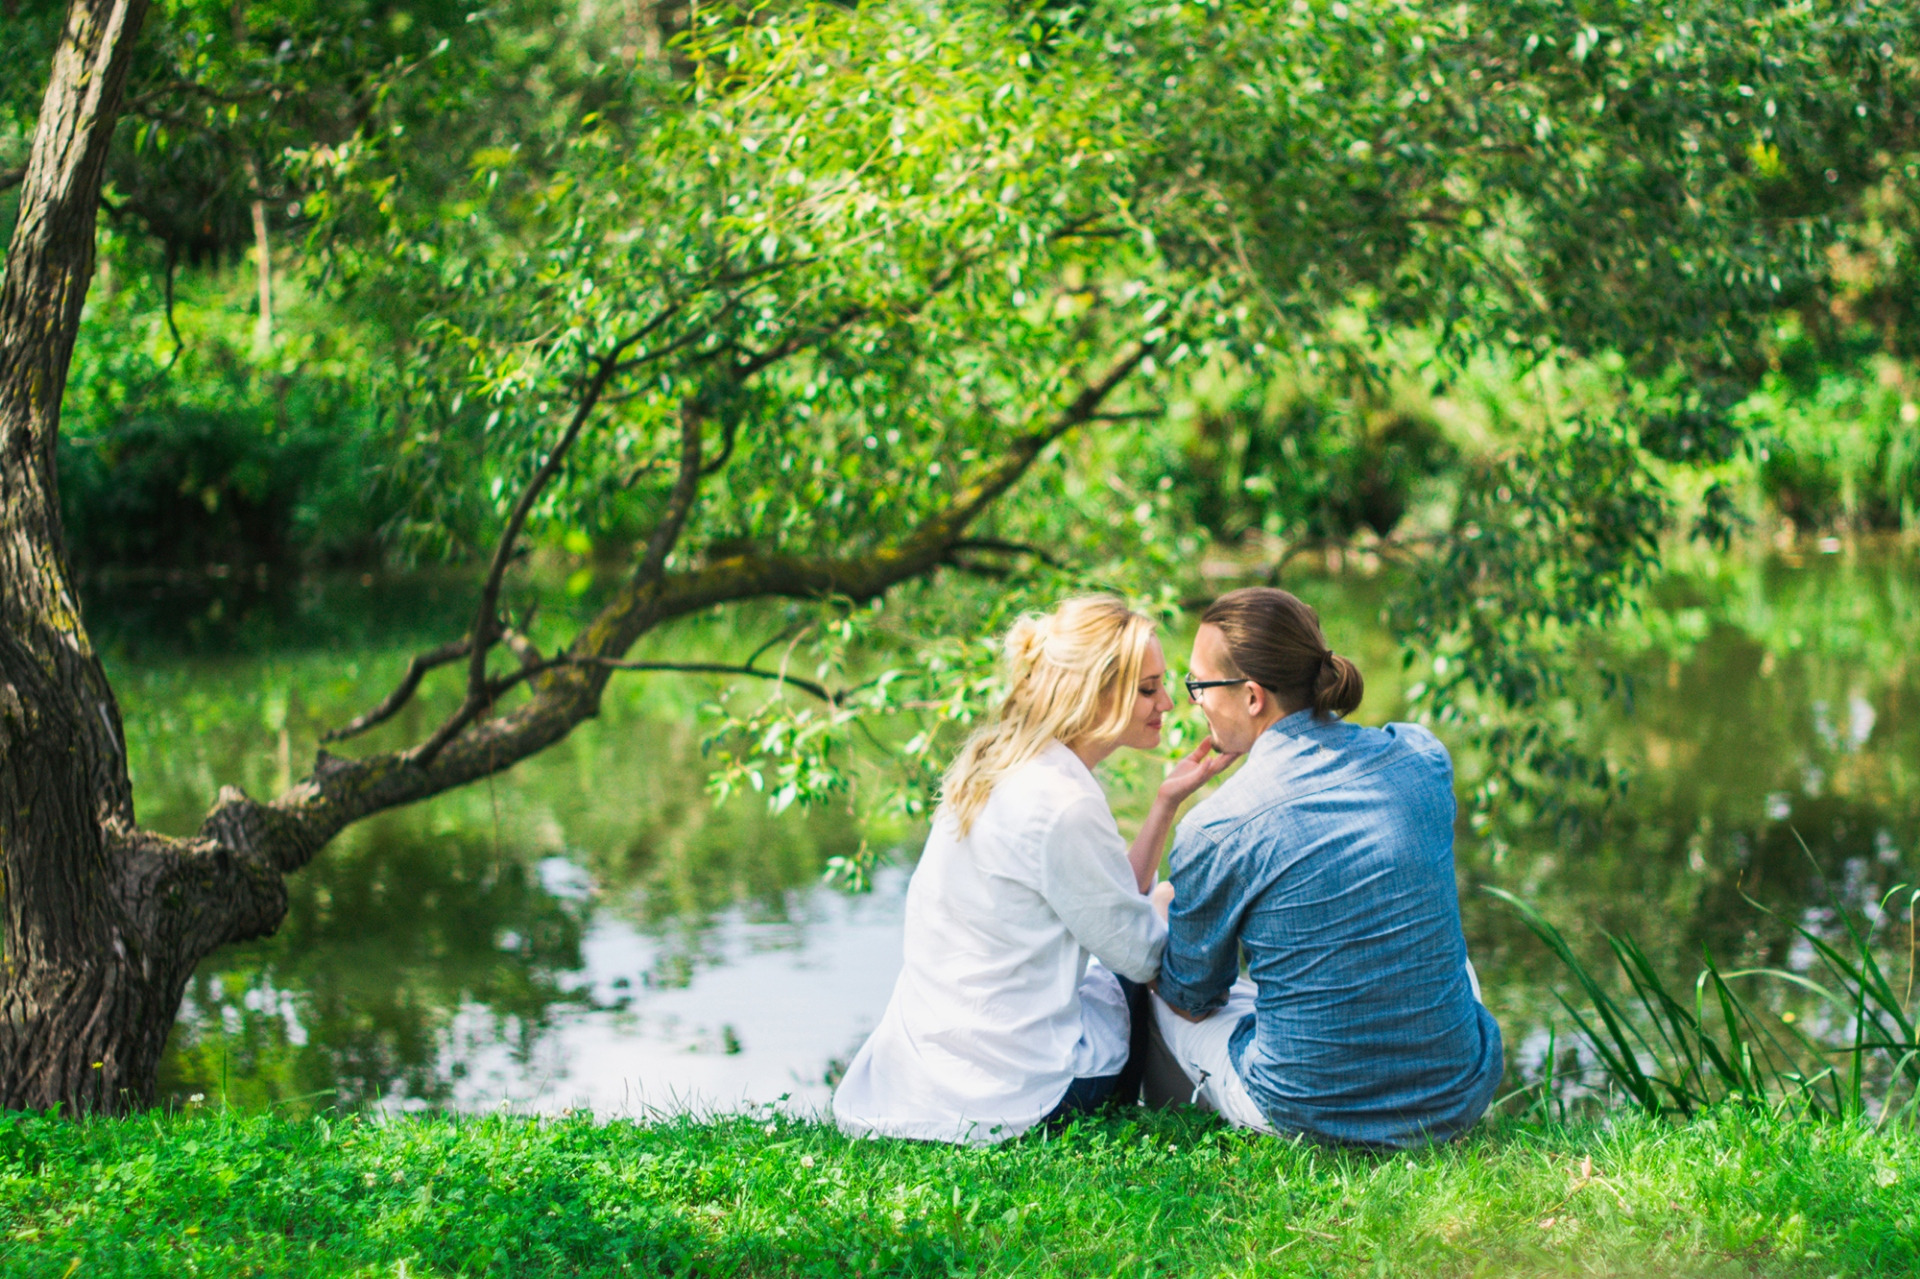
[1155,736,1239,809]
[1126,739,1239,894]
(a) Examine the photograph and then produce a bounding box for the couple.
[832,588,1503,1147]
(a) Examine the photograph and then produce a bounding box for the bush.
[56,242,400,574]
[1176,362,1454,546]
[1747,360,1920,533]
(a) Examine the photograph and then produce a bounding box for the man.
[1147,587,1503,1147]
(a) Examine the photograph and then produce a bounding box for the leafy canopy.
[12,0,1916,831]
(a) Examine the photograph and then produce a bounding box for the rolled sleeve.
[1036,795,1166,984]
[1155,829,1242,1017]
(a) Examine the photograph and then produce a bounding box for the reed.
[1491,875,1920,1122]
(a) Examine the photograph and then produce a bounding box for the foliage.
[1172,348,1456,547]
[57,229,395,570]
[297,0,1188,562]
[12,0,1920,850]
[116,0,591,268]
[314,0,1917,827]
[3,0,647,573]
[3,1107,1919,1275]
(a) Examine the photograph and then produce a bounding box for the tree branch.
[723,251,980,386]
[0,168,22,194]
[413,373,707,769]
[699,413,740,477]
[607,325,711,377]
[576,658,839,703]
[637,398,708,584]
[732,303,867,380]
[460,359,614,695]
[319,638,470,743]
[122,78,279,113]
[949,537,1067,569]
[744,622,811,669]
[603,298,695,373]
[501,626,544,669]
[206,335,1155,885]
[419,339,644,767]
[582,336,1157,656]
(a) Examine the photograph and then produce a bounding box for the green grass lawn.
[3,1104,1916,1277]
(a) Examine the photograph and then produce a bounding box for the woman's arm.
[1126,797,1182,894]
[1125,737,1236,893]
[1037,798,1166,983]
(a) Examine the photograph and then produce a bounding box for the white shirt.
[832,741,1166,1144]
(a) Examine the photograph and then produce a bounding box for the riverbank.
[2,1106,1913,1276]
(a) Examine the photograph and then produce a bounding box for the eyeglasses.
[1183,673,1250,704]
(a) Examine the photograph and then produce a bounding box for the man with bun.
[1146,587,1502,1147]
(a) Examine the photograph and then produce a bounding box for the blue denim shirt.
[1158,711,1503,1147]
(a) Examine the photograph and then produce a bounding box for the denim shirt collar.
[1250,708,1323,757]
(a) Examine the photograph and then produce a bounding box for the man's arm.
[1145,882,1211,1021]
[1153,831,1243,1018]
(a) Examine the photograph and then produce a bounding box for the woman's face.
[1114,636,1175,752]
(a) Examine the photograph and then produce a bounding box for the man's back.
[1157,710,1503,1147]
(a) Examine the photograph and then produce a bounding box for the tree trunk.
[0,0,187,1113]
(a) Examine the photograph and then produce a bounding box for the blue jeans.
[1040,974,1149,1127]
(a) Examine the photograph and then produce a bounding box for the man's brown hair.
[1200,587,1363,721]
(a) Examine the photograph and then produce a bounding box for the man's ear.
[1243,680,1271,718]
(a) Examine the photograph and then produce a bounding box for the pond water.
[88,543,1920,1117]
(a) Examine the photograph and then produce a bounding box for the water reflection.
[161,825,590,1109]
[1462,547,1920,1101]
[433,868,907,1115]
[108,544,1920,1114]
[126,618,865,1113]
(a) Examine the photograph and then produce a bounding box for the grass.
[3,1105,1918,1277]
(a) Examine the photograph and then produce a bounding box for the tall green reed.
[1491,874,1920,1122]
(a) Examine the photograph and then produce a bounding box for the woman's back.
[833,742,1162,1144]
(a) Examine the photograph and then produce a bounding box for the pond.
[88,542,1920,1117]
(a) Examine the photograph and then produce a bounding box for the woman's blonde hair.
[940,595,1157,836]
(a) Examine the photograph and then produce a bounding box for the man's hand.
[1149,879,1174,924]
[1146,977,1215,1024]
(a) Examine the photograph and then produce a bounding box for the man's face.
[1188,623,1265,755]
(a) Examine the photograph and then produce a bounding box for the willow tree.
[1,0,1910,1111]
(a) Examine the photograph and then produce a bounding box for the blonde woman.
[833,596,1234,1144]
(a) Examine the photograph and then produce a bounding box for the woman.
[833,596,1234,1144]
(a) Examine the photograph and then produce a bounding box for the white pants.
[1145,963,1483,1132]
[1145,978,1275,1131]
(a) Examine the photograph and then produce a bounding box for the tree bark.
[2,3,305,1113]
[0,0,177,1113]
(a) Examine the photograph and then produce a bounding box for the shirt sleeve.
[1035,794,1166,984]
[1154,828,1243,1017]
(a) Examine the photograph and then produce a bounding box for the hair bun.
[1312,652,1365,719]
[1002,613,1052,680]
[1203,587,1365,722]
